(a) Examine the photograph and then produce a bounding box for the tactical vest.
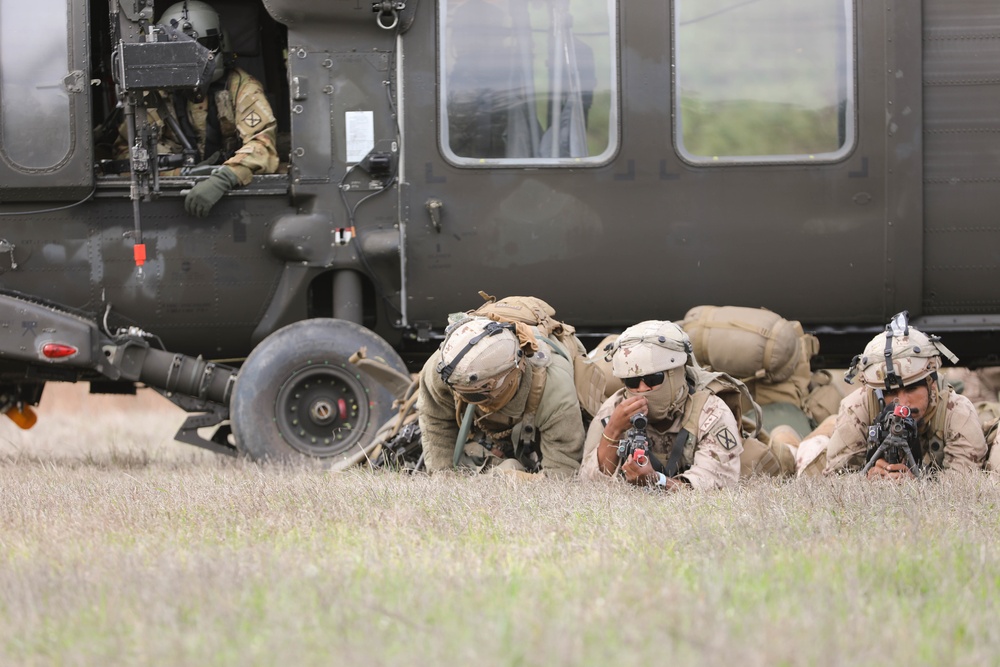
[455,354,548,460]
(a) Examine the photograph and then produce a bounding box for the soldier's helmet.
[160,1,228,80]
[848,311,958,391]
[609,320,693,378]
[436,316,523,405]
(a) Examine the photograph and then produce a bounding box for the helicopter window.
[0,0,73,170]
[440,0,618,166]
[674,0,855,164]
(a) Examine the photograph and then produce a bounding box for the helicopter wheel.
[230,318,406,463]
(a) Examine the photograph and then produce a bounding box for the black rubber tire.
[231,318,407,463]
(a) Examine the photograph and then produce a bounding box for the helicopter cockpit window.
[0,0,73,170]
[440,0,618,166]
[674,0,855,164]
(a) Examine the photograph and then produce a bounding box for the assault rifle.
[616,412,668,474]
[860,403,921,477]
[373,420,425,473]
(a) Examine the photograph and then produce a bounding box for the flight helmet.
[159,1,227,81]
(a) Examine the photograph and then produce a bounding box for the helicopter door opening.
[94,0,290,188]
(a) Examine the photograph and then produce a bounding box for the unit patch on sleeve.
[716,427,738,451]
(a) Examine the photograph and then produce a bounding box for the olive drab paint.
[0,0,998,460]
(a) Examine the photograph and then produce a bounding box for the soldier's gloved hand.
[185,166,240,218]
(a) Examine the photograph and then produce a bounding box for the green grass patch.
[2,461,1000,665]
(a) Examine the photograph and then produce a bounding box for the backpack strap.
[663,429,691,477]
[663,389,711,477]
[535,334,570,362]
[680,389,711,441]
[517,363,548,453]
[924,383,950,469]
[686,365,762,438]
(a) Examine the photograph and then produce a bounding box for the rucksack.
[472,293,607,418]
[681,305,805,383]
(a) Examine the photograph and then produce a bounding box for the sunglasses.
[622,372,665,390]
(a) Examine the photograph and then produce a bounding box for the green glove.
[184,166,240,218]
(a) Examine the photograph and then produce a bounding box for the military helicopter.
[0,0,997,462]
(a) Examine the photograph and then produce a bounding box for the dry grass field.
[1,383,999,666]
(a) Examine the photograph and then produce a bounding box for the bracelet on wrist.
[601,430,618,444]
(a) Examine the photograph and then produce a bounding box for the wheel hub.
[274,363,371,457]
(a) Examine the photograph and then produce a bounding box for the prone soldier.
[819,312,987,479]
[417,315,585,478]
[579,320,744,490]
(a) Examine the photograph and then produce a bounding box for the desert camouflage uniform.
[417,344,584,478]
[115,67,278,184]
[823,387,987,474]
[579,390,743,489]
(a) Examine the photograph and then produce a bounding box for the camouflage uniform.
[115,67,278,184]
[417,343,585,478]
[823,386,987,474]
[579,389,743,490]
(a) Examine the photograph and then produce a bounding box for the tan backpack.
[803,369,852,424]
[471,293,607,417]
[681,305,808,384]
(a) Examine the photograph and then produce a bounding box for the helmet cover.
[610,320,691,378]
[436,317,521,390]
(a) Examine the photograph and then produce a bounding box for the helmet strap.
[874,387,886,411]
[882,329,903,390]
[882,312,911,391]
